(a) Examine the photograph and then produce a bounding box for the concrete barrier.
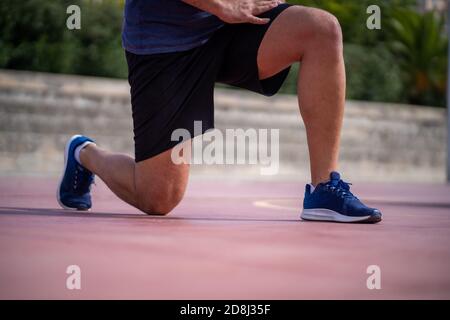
[0,69,446,182]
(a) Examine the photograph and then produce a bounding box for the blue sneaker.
[57,135,95,211]
[301,172,382,223]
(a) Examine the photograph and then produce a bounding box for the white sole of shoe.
[301,208,380,223]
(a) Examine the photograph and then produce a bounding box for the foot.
[301,172,382,224]
[57,135,95,211]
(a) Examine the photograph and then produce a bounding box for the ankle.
[311,171,335,186]
[78,143,97,169]
[311,177,328,186]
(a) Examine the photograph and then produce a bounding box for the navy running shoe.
[57,135,95,211]
[301,172,382,223]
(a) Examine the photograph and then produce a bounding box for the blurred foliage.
[344,44,404,102]
[286,0,448,107]
[0,0,127,78]
[387,8,448,106]
[0,0,447,107]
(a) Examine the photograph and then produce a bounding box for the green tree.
[70,0,127,78]
[0,0,76,73]
[287,0,416,45]
[0,0,127,78]
[344,44,403,102]
[387,8,448,106]
[1,0,447,107]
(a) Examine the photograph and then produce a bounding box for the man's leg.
[257,5,345,186]
[79,143,190,215]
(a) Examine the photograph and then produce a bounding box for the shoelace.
[72,165,94,194]
[323,179,358,200]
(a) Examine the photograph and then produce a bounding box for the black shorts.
[126,3,292,162]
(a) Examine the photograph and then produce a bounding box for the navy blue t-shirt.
[122,0,224,55]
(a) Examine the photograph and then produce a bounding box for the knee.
[137,187,185,216]
[316,11,342,45]
[294,7,343,49]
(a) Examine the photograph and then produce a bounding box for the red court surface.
[1,176,450,299]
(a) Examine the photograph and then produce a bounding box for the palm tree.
[388,8,448,106]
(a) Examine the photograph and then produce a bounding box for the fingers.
[255,0,280,4]
[253,3,279,15]
[255,0,279,10]
[230,0,283,25]
[245,15,271,25]
[250,0,279,21]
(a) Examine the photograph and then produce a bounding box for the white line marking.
[252,200,298,212]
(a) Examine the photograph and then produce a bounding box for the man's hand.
[216,0,283,24]
[183,0,285,25]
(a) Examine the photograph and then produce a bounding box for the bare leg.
[257,6,345,185]
[79,145,138,207]
[79,143,190,215]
